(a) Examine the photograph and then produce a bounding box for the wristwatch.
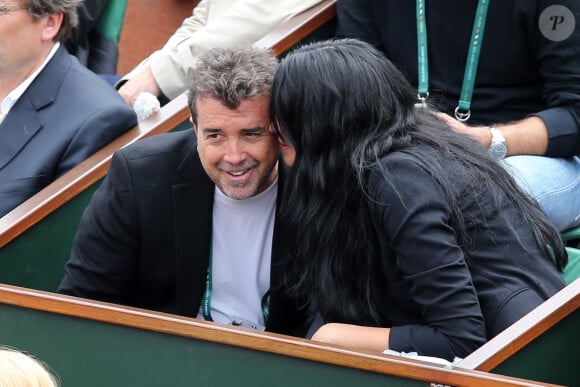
[488,127,507,160]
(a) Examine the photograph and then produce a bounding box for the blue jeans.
[503,155,580,232]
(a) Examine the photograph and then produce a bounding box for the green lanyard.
[201,245,270,322]
[416,0,490,121]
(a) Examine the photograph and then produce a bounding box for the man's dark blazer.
[0,44,137,218]
[58,130,307,336]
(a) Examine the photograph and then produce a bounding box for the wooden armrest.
[254,0,336,56]
[459,278,580,371]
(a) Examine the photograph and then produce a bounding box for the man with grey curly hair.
[59,45,309,338]
[0,0,137,217]
[187,45,278,116]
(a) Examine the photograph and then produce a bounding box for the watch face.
[489,128,507,160]
[490,143,507,160]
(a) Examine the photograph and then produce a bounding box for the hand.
[311,323,390,353]
[435,112,491,148]
[118,65,162,107]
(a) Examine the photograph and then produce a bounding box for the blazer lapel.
[0,45,70,170]
[172,144,214,317]
[0,97,42,170]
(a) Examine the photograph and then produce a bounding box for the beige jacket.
[124,0,324,99]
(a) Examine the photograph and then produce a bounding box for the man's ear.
[41,12,64,42]
[190,117,197,134]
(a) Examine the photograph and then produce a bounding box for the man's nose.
[223,138,247,164]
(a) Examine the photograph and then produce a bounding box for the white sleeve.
[127,0,325,99]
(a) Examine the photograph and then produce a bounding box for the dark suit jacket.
[58,130,307,337]
[366,148,566,360]
[0,45,137,218]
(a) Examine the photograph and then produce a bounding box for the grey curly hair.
[187,45,278,122]
[24,0,80,42]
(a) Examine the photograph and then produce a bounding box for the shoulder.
[118,130,196,162]
[103,131,200,189]
[54,54,133,113]
[368,149,434,185]
[367,148,452,203]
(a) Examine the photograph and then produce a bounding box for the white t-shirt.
[197,178,277,328]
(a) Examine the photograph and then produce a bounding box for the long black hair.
[271,38,567,325]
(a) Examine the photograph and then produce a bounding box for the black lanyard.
[201,244,270,322]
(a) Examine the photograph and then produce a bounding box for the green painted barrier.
[0,304,421,387]
[0,287,548,387]
[490,308,579,387]
[0,185,99,292]
[458,279,579,387]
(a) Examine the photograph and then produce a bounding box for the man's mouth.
[228,169,249,177]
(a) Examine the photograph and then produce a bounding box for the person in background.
[116,0,324,106]
[64,0,121,74]
[58,45,308,337]
[271,39,566,360]
[0,347,59,387]
[336,0,580,232]
[0,0,137,218]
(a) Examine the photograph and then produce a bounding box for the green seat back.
[562,226,580,241]
[562,226,580,283]
[96,0,128,44]
[564,246,580,284]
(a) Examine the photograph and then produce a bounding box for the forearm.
[150,0,324,99]
[438,114,549,156]
[497,116,548,156]
[311,323,390,353]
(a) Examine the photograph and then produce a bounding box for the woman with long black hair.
[271,38,567,360]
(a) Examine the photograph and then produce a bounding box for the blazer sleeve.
[58,150,140,303]
[532,0,580,157]
[125,0,325,99]
[368,156,487,359]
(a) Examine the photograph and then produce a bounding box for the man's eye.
[244,131,270,140]
[206,134,222,140]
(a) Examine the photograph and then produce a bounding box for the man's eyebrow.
[241,126,268,133]
[200,128,221,134]
[200,126,268,134]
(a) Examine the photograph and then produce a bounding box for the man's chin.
[219,183,256,200]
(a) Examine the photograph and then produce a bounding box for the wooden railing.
[458,278,579,386]
[0,284,557,387]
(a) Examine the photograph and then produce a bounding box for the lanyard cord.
[201,243,270,322]
[416,0,490,121]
